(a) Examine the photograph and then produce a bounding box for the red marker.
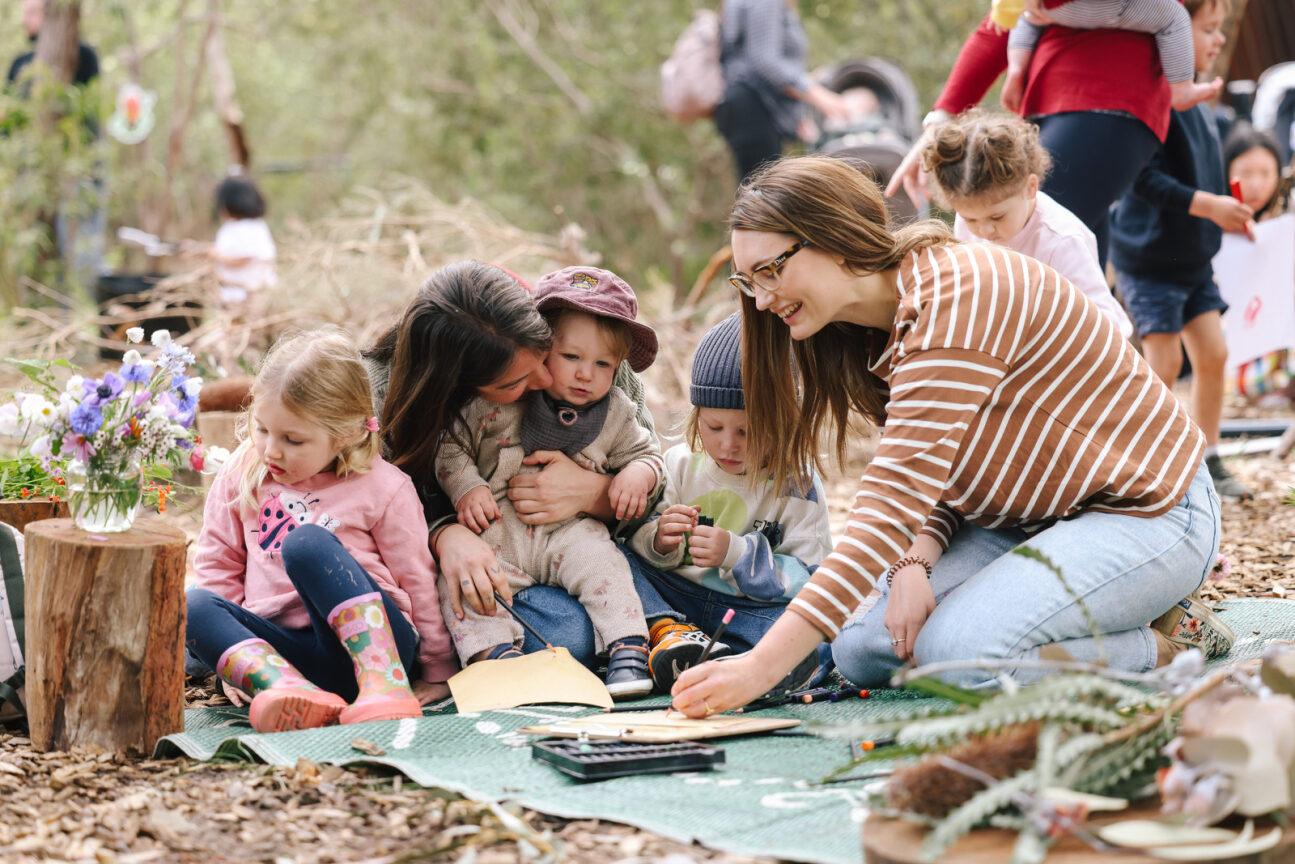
[1231,179,1244,202]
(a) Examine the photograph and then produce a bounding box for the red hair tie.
[365,416,379,432]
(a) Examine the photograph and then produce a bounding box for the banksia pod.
[887,723,1039,818]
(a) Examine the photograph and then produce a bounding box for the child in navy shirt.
[1110,0,1256,500]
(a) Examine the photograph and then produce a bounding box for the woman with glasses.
[671,155,1229,717]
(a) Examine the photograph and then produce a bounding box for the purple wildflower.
[69,401,104,436]
[87,372,125,407]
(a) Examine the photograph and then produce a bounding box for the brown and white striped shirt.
[792,242,1205,638]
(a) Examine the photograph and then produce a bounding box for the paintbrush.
[493,591,553,649]
[697,608,734,665]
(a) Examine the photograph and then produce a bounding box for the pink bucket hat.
[534,266,658,372]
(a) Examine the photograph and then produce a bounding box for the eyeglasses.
[728,240,809,298]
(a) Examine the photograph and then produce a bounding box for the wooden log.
[863,799,1294,863]
[25,517,187,754]
[197,376,252,413]
[0,498,70,535]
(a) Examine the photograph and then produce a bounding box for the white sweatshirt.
[630,444,833,600]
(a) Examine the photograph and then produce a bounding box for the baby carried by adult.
[435,267,664,699]
[186,330,455,733]
[994,0,1223,112]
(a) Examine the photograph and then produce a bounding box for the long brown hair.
[365,261,552,495]
[730,155,951,492]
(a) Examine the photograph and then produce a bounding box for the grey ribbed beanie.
[690,313,744,409]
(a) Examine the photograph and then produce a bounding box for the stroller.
[812,57,926,224]
[686,57,925,304]
[1253,61,1295,166]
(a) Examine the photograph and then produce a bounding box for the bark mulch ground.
[2,448,1289,863]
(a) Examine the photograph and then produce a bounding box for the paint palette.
[531,738,725,781]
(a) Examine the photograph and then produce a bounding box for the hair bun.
[922,124,967,173]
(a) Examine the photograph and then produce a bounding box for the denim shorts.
[1115,269,1228,336]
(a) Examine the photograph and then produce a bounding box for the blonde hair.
[230,329,381,513]
[731,155,952,493]
[921,109,1051,207]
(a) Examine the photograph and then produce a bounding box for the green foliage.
[0,64,103,305]
[0,453,65,500]
[0,0,987,302]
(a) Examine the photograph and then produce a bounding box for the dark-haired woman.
[364,261,667,666]
[671,156,1229,717]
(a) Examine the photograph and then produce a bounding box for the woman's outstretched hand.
[433,524,512,618]
[508,450,610,525]
[670,612,826,716]
[885,131,933,208]
[670,652,784,718]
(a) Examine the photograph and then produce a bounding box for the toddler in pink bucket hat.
[534,266,658,372]
[432,265,664,699]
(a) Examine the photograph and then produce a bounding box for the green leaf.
[905,676,987,707]
[5,357,71,388]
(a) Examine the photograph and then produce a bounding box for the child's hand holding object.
[457,485,501,533]
[609,461,656,520]
[688,524,732,568]
[653,504,699,554]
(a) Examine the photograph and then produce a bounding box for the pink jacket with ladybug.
[193,453,457,683]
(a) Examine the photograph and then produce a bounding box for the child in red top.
[995,0,1222,113]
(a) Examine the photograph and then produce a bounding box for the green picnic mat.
[155,599,1295,864]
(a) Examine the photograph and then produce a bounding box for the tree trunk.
[25,517,187,754]
[0,499,70,536]
[205,0,251,168]
[34,0,80,88]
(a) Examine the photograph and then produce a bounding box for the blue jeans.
[832,462,1220,689]
[185,525,419,700]
[508,545,682,667]
[624,547,834,677]
[488,548,834,675]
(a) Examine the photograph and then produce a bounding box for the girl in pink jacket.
[188,330,454,733]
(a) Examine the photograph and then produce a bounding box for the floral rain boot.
[328,593,422,724]
[217,637,346,733]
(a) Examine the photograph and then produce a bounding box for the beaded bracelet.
[884,555,933,587]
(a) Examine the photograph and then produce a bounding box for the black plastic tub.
[95,273,200,360]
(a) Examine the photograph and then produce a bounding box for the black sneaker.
[647,620,734,692]
[1206,453,1252,500]
[605,638,653,700]
[763,650,826,698]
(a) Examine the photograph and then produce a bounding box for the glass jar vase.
[68,471,141,533]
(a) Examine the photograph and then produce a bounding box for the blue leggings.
[1036,110,1162,267]
[185,524,419,701]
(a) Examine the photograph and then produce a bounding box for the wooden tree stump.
[25,517,187,754]
[0,498,70,535]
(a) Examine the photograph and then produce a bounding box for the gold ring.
[702,698,715,717]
